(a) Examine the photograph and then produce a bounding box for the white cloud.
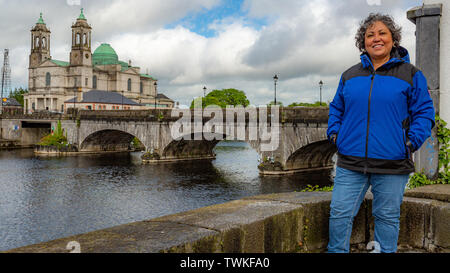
[0,0,421,106]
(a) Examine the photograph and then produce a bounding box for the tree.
[190,88,250,108]
[9,87,28,106]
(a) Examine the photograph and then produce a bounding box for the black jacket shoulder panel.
[376,62,420,87]
[342,63,371,83]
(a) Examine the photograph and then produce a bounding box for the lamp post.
[121,90,124,110]
[203,86,207,97]
[154,82,157,110]
[273,74,278,106]
[319,80,323,106]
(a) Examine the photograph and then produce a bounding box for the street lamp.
[203,86,207,97]
[319,80,323,106]
[273,74,278,106]
[154,82,157,110]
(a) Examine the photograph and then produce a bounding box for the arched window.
[93,75,97,89]
[83,33,87,46]
[76,33,81,45]
[127,78,132,91]
[42,37,46,49]
[35,37,40,48]
[45,72,51,87]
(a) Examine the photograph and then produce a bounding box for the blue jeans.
[327,167,409,253]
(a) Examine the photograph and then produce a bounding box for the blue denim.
[327,167,409,253]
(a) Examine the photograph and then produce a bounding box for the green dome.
[92,43,119,65]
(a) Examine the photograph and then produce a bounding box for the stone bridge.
[1,107,336,174]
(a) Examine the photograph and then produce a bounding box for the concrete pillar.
[407,4,442,179]
[423,1,450,124]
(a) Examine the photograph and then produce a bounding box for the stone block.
[149,198,303,253]
[431,202,450,249]
[263,209,303,253]
[404,185,450,203]
[6,220,219,253]
[398,197,433,249]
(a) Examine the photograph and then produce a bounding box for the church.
[24,9,174,113]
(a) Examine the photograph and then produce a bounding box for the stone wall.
[5,185,449,253]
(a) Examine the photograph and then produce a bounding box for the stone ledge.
[404,184,450,203]
[4,188,450,253]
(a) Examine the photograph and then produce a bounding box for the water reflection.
[0,141,333,251]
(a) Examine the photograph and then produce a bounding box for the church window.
[127,78,132,91]
[45,72,51,87]
[93,76,97,89]
[76,33,81,45]
[35,37,39,48]
[42,37,46,49]
[83,33,87,46]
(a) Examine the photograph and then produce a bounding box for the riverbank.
[5,184,449,253]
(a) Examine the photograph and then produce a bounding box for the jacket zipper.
[364,71,376,174]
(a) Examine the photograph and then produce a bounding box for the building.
[64,90,142,110]
[24,9,174,114]
[1,97,23,115]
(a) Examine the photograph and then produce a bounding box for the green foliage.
[288,101,328,107]
[131,137,144,150]
[267,101,283,107]
[190,88,250,108]
[436,115,450,172]
[38,120,68,148]
[8,87,28,106]
[301,184,333,192]
[408,115,450,189]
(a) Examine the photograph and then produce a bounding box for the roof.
[1,98,22,107]
[65,90,140,105]
[32,13,50,32]
[140,73,157,80]
[50,59,70,67]
[156,93,174,102]
[78,8,86,20]
[37,13,45,25]
[92,43,119,66]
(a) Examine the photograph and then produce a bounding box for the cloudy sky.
[0,0,423,107]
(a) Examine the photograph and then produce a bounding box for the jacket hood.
[360,46,410,69]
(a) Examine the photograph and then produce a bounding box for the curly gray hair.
[355,13,402,53]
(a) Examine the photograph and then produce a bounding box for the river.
[0,141,333,251]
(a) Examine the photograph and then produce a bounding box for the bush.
[407,115,450,189]
[38,120,68,149]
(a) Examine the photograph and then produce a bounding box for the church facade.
[24,10,174,113]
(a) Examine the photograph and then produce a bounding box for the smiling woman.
[327,13,435,253]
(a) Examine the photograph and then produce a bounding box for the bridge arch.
[80,129,145,152]
[285,140,337,171]
[159,132,259,161]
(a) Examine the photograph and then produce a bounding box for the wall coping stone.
[3,187,449,253]
[404,185,450,203]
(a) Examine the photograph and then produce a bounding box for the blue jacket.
[327,47,435,174]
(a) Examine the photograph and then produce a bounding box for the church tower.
[29,13,51,68]
[70,8,92,66]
